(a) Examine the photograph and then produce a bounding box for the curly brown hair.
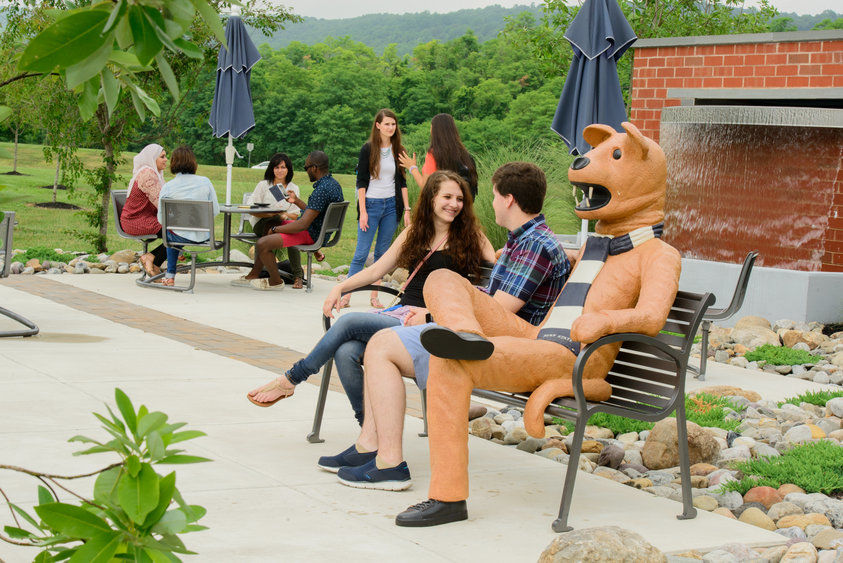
[398,170,484,278]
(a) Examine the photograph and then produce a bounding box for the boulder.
[693,495,719,511]
[641,419,720,470]
[744,486,784,509]
[778,513,832,530]
[735,316,772,330]
[712,507,736,519]
[782,330,828,350]
[731,325,781,349]
[811,528,843,550]
[108,249,136,264]
[598,445,625,469]
[469,417,493,439]
[768,501,804,521]
[538,526,666,563]
[779,542,817,562]
[827,398,843,418]
[690,463,718,476]
[778,484,806,497]
[738,507,776,530]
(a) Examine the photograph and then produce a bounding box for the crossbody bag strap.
[399,234,448,293]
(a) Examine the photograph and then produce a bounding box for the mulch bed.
[1,171,25,175]
[38,184,69,190]
[32,201,81,210]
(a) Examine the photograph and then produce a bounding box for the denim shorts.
[391,322,436,389]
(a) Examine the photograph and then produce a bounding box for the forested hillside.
[251,5,542,55]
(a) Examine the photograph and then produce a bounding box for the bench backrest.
[110,190,131,237]
[1,211,14,278]
[160,199,217,249]
[310,201,350,249]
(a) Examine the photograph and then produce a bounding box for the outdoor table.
[205,204,273,269]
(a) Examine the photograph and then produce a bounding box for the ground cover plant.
[12,246,76,265]
[718,441,843,495]
[744,344,823,366]
[779,389,843,408]
[0,389,209,561]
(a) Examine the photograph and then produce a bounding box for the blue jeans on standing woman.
[285,312,401,424]
[348,196,398,278]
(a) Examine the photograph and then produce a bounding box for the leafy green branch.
[0,388,210,562]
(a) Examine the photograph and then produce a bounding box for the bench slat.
[661,319,692,336]
[608,364,679,386]
[606,374,676,398]
[615,349,676,371]
[601,397,664,415]
[666,307,696,324]
[609,387,671,408]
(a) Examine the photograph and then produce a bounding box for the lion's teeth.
[588,186,593,199]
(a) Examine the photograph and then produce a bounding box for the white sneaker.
[230,276,252,287]
[250,278,284,291]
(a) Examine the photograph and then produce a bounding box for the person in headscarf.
[120,144,168,276]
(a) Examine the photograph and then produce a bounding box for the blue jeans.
[164,231,203,277]
[286,312,401,424]
[348,196,398,278]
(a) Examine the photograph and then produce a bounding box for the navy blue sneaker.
[337,458,412,491]
[317,444,377,473]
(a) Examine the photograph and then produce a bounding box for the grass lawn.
[0,142,580,267]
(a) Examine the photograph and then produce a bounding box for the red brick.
[776,64,799,76]
[734,65,755,77]
[723,77,743,88]
[657,67,675,77]
[766,53,788,65]
[822,264,843,273]
[663,99,681,107]
[789,53,812,64]
[693,66,714,77]
[714,44,736,55]
[756,43,777,54]
[704,55,724,66]
[684,56,704,66]
[821,41,843,51]
[743,76,765,87]
[648,77,665,88]
[826,240,843,254]
[810,52,835,64]
[777,42,803,53]
[696,45,716,56]
[645,98,663,109]
[746,54,766,66]
[683,77,703,88]
[715,66,734,77]
[675,66,693,77]
[735,44,756,54]
[665,77,684,88]
[764,76,786,87]
[639,67,657,78]
[829,217,843,230]
[828,228,843,242]
[702,77,724,88]
[649,57,665,67]
[822,63,843,75]
[756,65,778,77]
[723,55,744,66]
[798,65,822,75]
[786,76,811,87]
[638,88,655,98]
[666,56,684,67]
[658,47,677,57]
[835,75,843,87]
[654,88,667,98]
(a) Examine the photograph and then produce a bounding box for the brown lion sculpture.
[420,121,682,505]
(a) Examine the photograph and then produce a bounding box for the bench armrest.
[321,284,402,332]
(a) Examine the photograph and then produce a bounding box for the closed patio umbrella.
[550,0,636,243]
[209,15,261,205]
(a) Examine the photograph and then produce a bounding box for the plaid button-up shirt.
[485,214,569,325]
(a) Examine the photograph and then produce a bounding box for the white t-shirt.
[248,180,301,227]
[366,147,396,199]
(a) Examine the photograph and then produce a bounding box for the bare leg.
[361,329,415,466]
[249,234,285,286]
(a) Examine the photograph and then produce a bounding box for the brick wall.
[631,38,843,143]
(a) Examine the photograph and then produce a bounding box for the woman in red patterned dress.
[120,144,168,276]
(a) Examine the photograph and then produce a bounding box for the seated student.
[156,146,220,287]
[236,151,343,291]
[246,171,495,426]
[120,144,168,276]
[321,162,570,495]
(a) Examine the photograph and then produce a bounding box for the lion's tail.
[523,379,613,438]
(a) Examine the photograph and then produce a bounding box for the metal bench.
[1,211,39,337]
[109,190,159,285]
[472,290,714,532]
[688,251,758,380]
[293,201,350,293]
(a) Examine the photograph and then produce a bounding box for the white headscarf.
[127,144,165,196]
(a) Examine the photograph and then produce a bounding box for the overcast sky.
[278,0,840,19]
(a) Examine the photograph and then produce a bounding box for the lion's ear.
[621,121,649,159]
[583,124,617,149]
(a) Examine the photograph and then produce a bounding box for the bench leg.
[307,361,333,443]
[305,252,314,293]
[675,404,698,521]
[418,388,428,438]
[553,417,587,533]
[696,321,710,380]
[0,306,39,338]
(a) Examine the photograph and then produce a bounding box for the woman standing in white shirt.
[342,109,410,308]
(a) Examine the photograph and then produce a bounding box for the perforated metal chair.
[156,199,223,293]
[1,211,39,337]
[231,192,259,244]
[293,201,350,292]
[688,250,759,380]
[110,190,159,284]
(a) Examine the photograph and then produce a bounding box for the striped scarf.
[538,223,663,355]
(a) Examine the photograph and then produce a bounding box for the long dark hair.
[429,113,477,190]
[264,153,294,184]
[398,170,483,278]
[367,109,405,181]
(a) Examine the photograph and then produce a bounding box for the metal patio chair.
[1,211,39,337]
[293,201,350,293]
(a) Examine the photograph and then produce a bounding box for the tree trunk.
[12,127,19,173]
[100,138,114,253]
[53,156,60,203]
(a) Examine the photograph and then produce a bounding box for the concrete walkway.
[0,272,833,561]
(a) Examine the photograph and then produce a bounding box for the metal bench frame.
[473,290,714,532]
[109,190,159,286]
[292,201,350,293]
[688,251,758,380]
[1,211,39,337]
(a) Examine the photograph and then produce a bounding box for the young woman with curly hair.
[247,171,494,427]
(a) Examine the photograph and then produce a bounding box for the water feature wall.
[660,106,842,272]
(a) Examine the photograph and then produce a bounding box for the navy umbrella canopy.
[209,15,261,139]
[551,0,636,156]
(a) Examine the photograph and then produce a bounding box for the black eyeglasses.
[304,163,315,170]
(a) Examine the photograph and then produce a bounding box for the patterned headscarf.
[127,144,165,196]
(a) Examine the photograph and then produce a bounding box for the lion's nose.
[571,157,590,170]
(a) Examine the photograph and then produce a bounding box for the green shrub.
[14,246,74,264]
[744,344,822,366]
[718,441,843,495]
[552,413,654,435]
[1,388,209,561]
[779,389,843,408]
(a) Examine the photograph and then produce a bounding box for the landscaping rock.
[812,529,843,550]
[744,486,784,509]
[780,542,818,562]
[732,326,781,349]
[828,398,843,418]
[712,507,736,519]
[598,444,625,469]
[503,427,527,445]
[709,491,744,511]
[516,437,544,454]
[784,425,814,444]
[778,513,833,530]
[108,249,136,264]
[738,507,776,530]
[778,526,809,541]
[779,485,806,497]
[538,526,666,563]
[760,544,789,563]
[642,419,720,470]
[690,386,762,403]
[469,417,493,439]
[769,502,805,521]
[693,495,719,511]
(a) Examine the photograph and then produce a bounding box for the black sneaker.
[316,444,377,473]
[420,326,494,360]
[337,458,412,491]
[395,499,468,527]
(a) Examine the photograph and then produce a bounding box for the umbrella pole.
[225,133,234,205]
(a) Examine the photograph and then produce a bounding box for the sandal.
[161,277,175,287]
[338,294,351,309]
[247,376,295,407]
[139,253,157,277]
[292,277,304,289]
[370,295,384,309]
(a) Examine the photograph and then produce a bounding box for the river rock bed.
[473,389,843,561]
